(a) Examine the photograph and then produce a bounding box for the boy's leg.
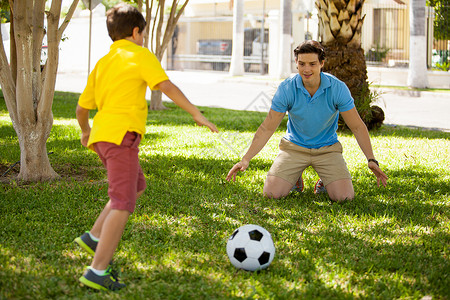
[90,188,144,239]
[90,200,112,238]
[88,189,145,269]
[91,209,131,270]
[76,192,143,256]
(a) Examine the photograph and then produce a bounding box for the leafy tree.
[0,0,79,181]
[143,0,189,110]
[427,0,450,40]
[88,0,189,110]
[0,2,9,23]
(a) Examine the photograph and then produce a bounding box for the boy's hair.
[293,40,325,62]
[106,4,146,41]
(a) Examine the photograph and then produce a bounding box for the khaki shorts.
[267,138,351,186]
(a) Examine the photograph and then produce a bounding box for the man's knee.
[325,179,354,202]
[263,189,287,199]
[329,191,354,202]
[263,175,292,199]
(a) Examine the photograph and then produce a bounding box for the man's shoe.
[314,179,327,194]
[79,266,126,291]
[291,175,304,192]
[74,232,97,256]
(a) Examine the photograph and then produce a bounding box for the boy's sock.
[88,232,100,242]
[88,266,107,276]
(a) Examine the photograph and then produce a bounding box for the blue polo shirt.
[271,72,354,149]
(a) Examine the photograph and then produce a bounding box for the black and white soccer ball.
[226,224,275,271]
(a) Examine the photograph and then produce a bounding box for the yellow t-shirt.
[78,39,169,150]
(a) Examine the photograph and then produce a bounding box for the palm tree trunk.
[316,0,384,130]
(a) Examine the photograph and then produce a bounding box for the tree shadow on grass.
[300,223,450,298]
[1,90,449,297]
[1,149,449,297]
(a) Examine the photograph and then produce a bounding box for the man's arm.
[341,107,388,187]
[76,104,91,148]
[226,109,286,182]
[156,80,218,133]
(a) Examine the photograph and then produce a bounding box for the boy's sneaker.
[74,232,97,256]
[291,175,304,192]
[79,266,125,291]
[314,179,327,194]
[74,232,120,279]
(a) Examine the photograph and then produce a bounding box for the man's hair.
[106,3,146,41]
[293,40,325,62]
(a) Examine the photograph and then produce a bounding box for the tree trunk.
[316,0,384,130]
[17,121,59,181]
[0,0,79,182]
[146,0,190,111]
[229,0,244,76]
[149,90,168,110]
[323,43,368,100]
[277,0,292,78]
[407,0,429,88]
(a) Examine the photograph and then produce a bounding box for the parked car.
[196,28,268,71]
[197,39,232,56]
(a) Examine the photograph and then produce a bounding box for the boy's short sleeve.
[78,66,98,110]
[139,50,169,90]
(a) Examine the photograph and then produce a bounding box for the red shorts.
[94,132,146,213]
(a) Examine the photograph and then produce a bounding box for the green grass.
[370,85,450,93]
[0,91,449,299]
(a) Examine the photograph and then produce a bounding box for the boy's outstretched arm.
[76,104,91,147]
[156,80,218,133]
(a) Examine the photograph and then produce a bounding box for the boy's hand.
[226,160,249,182]
[80,130,90,148]
[193,114,218,133]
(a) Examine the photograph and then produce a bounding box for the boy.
[226,40,387,201]
[75,3,217,291]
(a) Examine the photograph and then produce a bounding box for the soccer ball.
[226,224,275,271]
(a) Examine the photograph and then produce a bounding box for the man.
[226,40,387,202]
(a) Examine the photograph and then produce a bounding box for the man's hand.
[368,161,388,187]
[226,160,249,182]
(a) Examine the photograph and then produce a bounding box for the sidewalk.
[55,69,450,133]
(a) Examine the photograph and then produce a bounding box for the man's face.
[295,53,324,85]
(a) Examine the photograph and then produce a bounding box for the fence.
[429,3,449,71]
[362,1,449,69]
[166,17,268,73]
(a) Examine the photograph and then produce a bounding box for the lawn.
[0,91,449,299]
